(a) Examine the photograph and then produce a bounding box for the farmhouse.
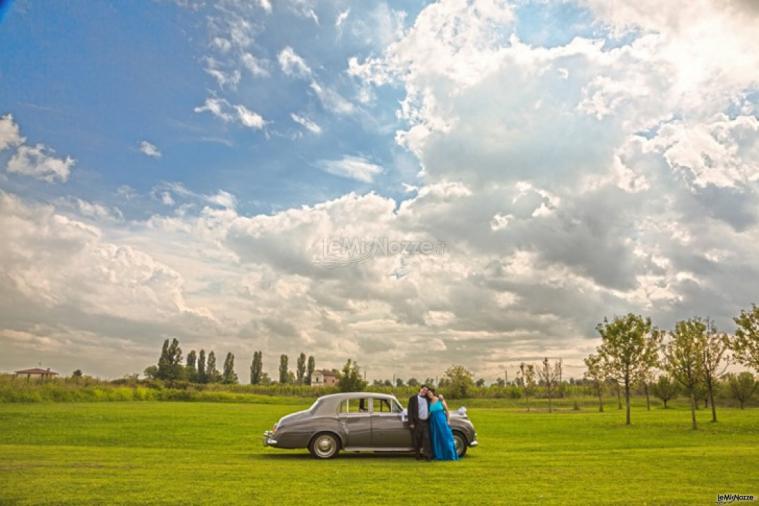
[312,369,338,387]
[15,367,59,381]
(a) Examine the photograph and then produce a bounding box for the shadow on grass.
[256,451,475,461]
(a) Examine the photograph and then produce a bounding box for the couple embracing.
[407,385,458,461]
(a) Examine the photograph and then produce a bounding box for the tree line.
[581,304,759,429]
[144,339,317,386]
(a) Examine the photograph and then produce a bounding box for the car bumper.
[263,431,278,447]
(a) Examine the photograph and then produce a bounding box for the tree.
[337,359,367,392]
[306,356,315,385]
[156,339,171,380]
[250,351,263,385]
[296,353,306,384]
[727,372,757,409]
[699,319,730,422]
[732,304,759,372]
[197,349,207,384]
[407,377,419,387]
[278,354,289,384]
[186,350,198,382]
[538,358,560,413]
[71,369,83,383]
[495,377,506,387]
[518,362,536,411]
[222,352,238,384]
[143,365,158,380]
[442,365,475,399]
[583,353,605,412]
[596,314,661,425]
[475,378,486,387]
[664,319,705,430]
[651,375,678,408]
[396,378,405,387]
[206,351,221,383]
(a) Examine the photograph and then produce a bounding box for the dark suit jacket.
[407,394,430,426]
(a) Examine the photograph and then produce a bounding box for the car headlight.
[272,422,279,432]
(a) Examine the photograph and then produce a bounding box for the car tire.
[309,432,340,459]
[452,431,468,458]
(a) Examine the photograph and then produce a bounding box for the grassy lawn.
[0,401,757,505]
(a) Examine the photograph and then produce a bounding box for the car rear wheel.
[309,433,340,459]
[452,431,468,458]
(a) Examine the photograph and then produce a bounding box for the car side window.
[374,399,391,413]
[338,398,372,415]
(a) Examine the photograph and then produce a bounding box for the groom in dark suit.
[407,385,431,461]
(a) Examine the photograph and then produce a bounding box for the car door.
[337,397,373,447]
[370,397,413,448]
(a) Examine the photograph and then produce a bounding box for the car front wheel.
[452,431,468,458]
[309,433,340,459]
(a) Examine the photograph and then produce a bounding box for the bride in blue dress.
[426,388,459,461]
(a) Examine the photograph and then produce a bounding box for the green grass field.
[0,400,757,505]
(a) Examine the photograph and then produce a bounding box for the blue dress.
[428,400,458,461]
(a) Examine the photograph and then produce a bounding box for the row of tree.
[145,339,238,384]
[581,304,759,429]
[145,340,321,386]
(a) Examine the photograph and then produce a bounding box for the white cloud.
[195,97,266,130]
[258,0,272,13]
[194,97,233,122]
[0,114,25,151]
[316,155,383,183]
[309,80,354,115]
[290,113,322,134]
[7,144,74,183]
[234,105,266,129]
[139,141,162,158]
[335,9,350,29]
[278,46,312,78]
[241,53,269,77]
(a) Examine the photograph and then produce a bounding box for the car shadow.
[256,452,417,461]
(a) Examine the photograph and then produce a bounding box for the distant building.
[15,367,59,381]
[312,369,338,387]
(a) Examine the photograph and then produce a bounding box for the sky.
[1,0,758,381]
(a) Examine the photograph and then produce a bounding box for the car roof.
[317,392,399,401]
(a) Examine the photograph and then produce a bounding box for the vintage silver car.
[263,392,478,459]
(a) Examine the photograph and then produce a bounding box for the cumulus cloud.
[316,155,383,182]
[5,0,759,381]
[139,140,162,158]
[0,113,25,151]
[7,144,74,183]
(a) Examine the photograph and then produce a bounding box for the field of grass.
[0,400,757,505]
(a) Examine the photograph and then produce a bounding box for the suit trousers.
[411,419,431,458]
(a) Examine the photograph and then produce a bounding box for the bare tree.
[584,353,605,412]
[518,362,536,412]
[538,357,560,413]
